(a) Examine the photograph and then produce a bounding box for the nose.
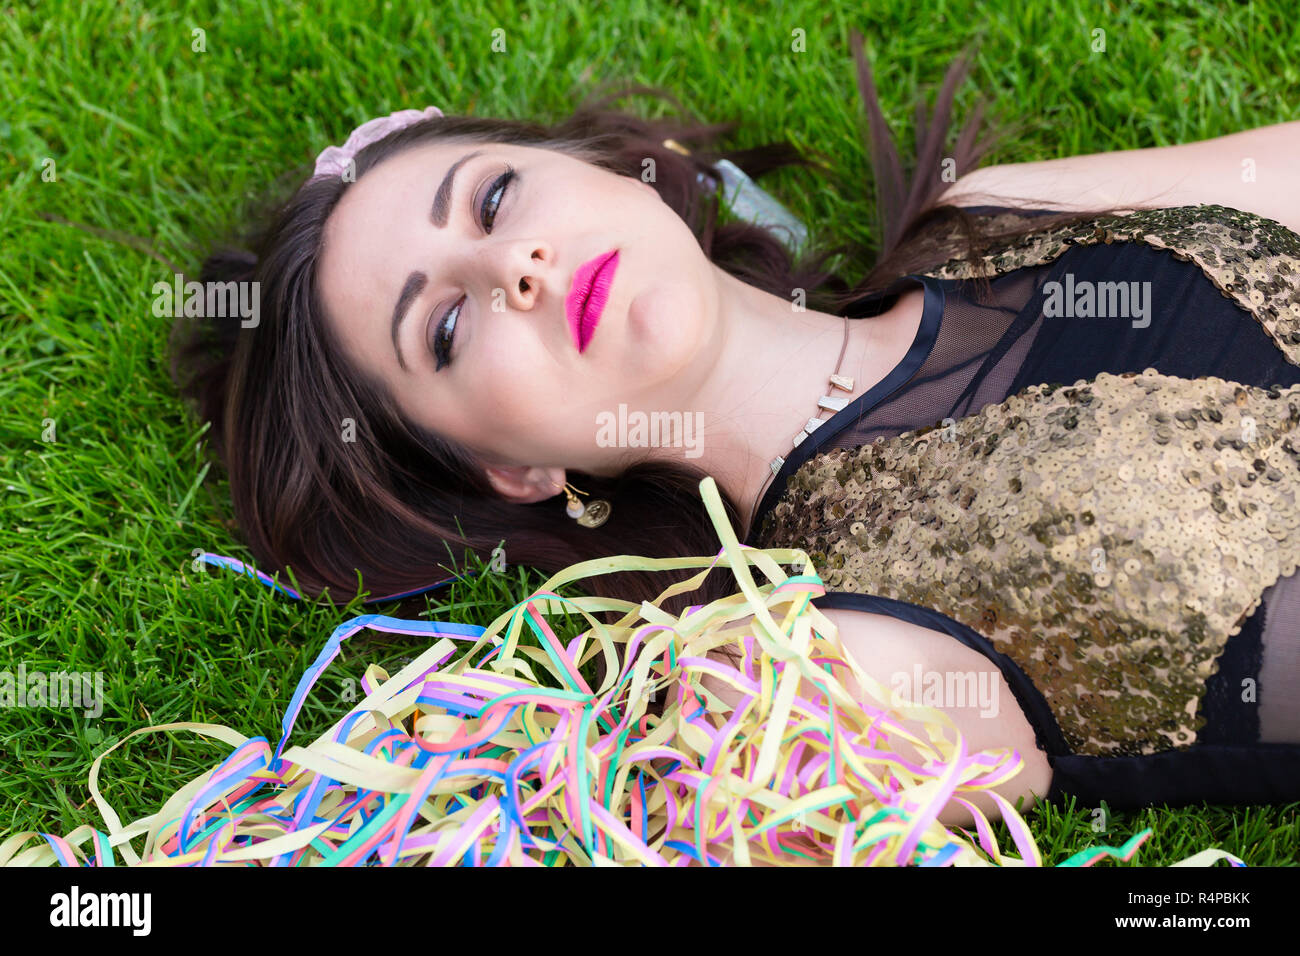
[504,247,552,310]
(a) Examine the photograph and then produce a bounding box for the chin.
[625,283,698,354]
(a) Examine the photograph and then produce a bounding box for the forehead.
[324,138,571,250]
[322,140,471,276]
[316,141,472,357]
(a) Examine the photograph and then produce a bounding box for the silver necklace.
[745,315,855,535]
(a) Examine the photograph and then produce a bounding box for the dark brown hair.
[168,30,1124,628]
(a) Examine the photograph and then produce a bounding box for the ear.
[484,464,567,505]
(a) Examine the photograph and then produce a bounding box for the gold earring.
[561,481,612,528]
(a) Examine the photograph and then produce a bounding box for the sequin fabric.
[917,204,1300,362]
[759,371,1300,756]
[756,205,1300,757]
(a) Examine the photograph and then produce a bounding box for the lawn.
[1,0,1297,864]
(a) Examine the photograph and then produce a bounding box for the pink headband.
[311,106,445,181]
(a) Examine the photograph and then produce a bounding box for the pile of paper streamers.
[0,477,1245,867]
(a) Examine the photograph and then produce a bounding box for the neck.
[669,268,922,540]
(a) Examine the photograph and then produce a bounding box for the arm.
[939,120,1300,234]
[700,605,1054,832]
[819,606,1053,830]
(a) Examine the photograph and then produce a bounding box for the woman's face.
[318,140,720,500]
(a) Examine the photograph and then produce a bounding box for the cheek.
[470,348,559,426]
[469,348,603,457]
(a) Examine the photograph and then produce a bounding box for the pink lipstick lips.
[566,249,618,353]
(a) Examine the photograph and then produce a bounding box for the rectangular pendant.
[829,373,855,391]
[817,394,849,413]
[793,416,827,447]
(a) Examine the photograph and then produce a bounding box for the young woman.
[171,30,1300,829]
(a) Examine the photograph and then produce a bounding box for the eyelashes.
[428,165,517,371]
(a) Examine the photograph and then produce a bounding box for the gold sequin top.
[751,203,1300,767]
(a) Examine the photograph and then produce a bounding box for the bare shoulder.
[697,603,1056,861]
[813,606,1055,829]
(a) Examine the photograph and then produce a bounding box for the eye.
[480,166,514,233]
[426,166,516,371]
[430,295,464,372]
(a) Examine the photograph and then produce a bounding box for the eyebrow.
[390,148,486,372]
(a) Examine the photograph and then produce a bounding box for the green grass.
[2,0,1298,865]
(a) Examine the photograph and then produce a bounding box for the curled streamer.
[0,477,1247,868]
